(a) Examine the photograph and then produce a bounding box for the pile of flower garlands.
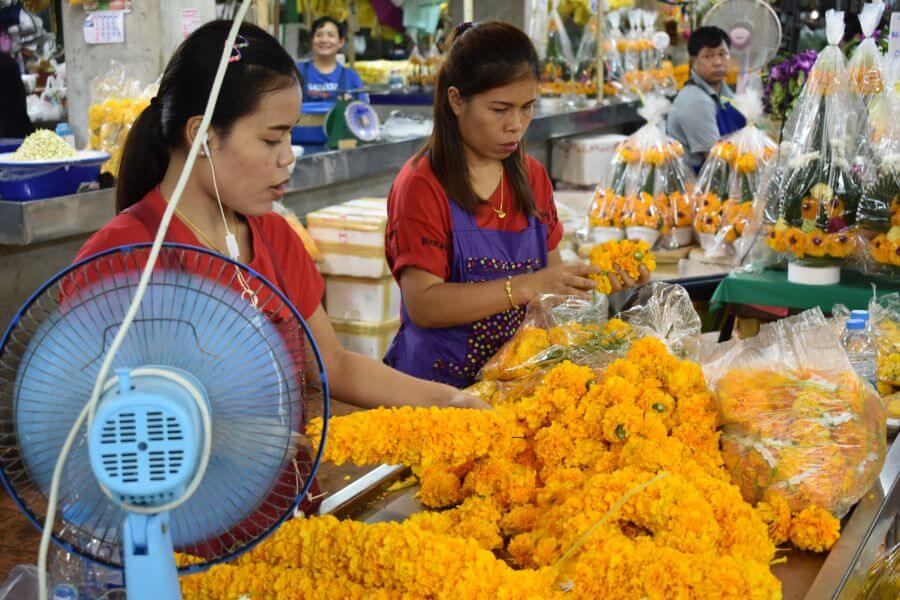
[180,339,845,599]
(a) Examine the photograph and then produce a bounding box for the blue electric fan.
[0,244,329,598]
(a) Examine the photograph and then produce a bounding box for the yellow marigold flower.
[789,505,841,552]
[767,226,789,252]
[462,456,537,508]
[408,496,503,550]
[415,464,466,508]
[734,152,759,174]
[500,504,542,535]
[755,493,792,545]
[641,146,667,167]
[785,227,807,257]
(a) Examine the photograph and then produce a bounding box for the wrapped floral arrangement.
[539,9,574,99]
[761,10,872,284]
[857,77,900,276]
[871,293,900,400]
[848,1,886,102]
[702,308,886,520]
[88,61,158,176]
[692,91,778,259]
[587,95,694,248]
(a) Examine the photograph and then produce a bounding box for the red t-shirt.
[74,188,324,320]
[385,154,562,280]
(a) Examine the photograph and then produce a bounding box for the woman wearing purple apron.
[385,22,649,388]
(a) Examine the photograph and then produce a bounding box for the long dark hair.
[418,21,540,215]
[116,21,300,213]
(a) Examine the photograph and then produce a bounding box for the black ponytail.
[115,20,300,213]
[115,102,169,213]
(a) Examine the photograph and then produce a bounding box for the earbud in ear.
[199,132,211,158]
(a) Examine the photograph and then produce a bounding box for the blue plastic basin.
[0,150,110,201]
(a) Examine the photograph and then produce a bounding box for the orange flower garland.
[588,239,657,294]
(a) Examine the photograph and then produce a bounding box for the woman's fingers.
[638,264,651,285]
[618,268,636,288]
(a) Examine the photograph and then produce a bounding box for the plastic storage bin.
[0,151,109,201]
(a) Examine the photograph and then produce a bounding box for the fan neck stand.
[123,512,181,599]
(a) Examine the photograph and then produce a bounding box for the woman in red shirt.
[385,22,649,388]
[76,21,485,412]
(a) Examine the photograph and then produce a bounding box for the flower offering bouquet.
[871,293,900,401]
[538,5,574,100]
[848,1,886,102]
[692,91,778,259]
[701,308,886,519]
[586,95,694,248]
[761,10,873,284]
[88,61,159,176]
[857,82,900,277]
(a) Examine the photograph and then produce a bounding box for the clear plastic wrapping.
[692,91,778,261]
[755,11,873,271]
[88,61,159,176]
[602,11,627,99]
[870,293,900,400]
[539,7,574,99]
[467,282,701,404]
[857,83,900,277]
[849,1,886,101]
[573,14,600,101]
[701,308,886,518]
[586,96,695,249]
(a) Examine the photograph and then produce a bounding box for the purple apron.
[385,196,548,388]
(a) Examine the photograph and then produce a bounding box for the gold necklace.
[492,166,506,219]
[171,205,261,307]
[175,207,237,255]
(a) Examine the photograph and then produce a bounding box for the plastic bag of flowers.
[700,307,886,518]
[471,282,700,401]
[870,292,900,400]
[616,281,702,361]
[758,10,874,285]
[585,95,694,249]
[538,6,574,100]
[692,91,778,261]
[88,61,159,176]
[856,80,900,278]
[601,11,628,99]
[475,292,619,385]
[848,1,886,103]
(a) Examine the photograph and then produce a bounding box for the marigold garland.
[306,406,524,467]
[588,239,657,294]
[190,338,797,597]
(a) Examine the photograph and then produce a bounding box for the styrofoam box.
[551,133,627,186]
[325,275,400,323]
[307,198,387,247]
[317,246,391,278]
[331,318,400,360]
